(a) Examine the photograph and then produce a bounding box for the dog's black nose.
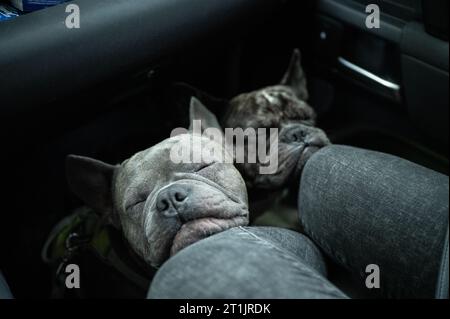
[286,128,308,143]
[156,186,188,218]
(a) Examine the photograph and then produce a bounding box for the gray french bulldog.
[66,98,249,268]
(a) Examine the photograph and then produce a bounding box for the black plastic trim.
[318,0,404,43]
[401,22,449,71]
[0,0,284,111]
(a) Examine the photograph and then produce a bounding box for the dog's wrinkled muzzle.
[145,179,249,267]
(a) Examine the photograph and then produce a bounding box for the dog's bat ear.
[189,97,223,134]
[171,82,229,116]
[172,82,227,104]
[280,49,309,101]
[66,155,116,216]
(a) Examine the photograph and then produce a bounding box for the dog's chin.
[169,215,248,257]
[277,145,322,186]
[295,145,321,176]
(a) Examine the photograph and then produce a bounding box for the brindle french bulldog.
[171,49,330,191]
[224,50,330,189]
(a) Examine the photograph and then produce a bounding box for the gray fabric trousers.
[0,271,12,299]
[148,145,449,299]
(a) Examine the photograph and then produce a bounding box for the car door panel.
[312,0,449,161]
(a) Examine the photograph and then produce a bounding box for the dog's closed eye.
[194,163,213,173]
[301,119,315,126]
[126,198,147,211]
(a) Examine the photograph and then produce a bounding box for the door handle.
[338,57,401,101]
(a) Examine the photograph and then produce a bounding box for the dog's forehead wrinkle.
[257,85,294,98]
[125,136,182,165]
[261,90,279,105]
[124,142,179,175]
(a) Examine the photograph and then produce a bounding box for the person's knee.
[298,145,360,240]
[297,145,449,298]
[298,144,449,234]
[0,271,13,299]
[242,227,327,276]
[148,227,345,299]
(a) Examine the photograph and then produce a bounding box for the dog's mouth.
[169,214,248,257]
[148,175,249,262]
[295,143,324,176]
[301,144,321,158]
[280,142,323,173]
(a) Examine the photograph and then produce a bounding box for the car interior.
[0,0,448,298]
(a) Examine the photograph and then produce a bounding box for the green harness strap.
[42,208,152,295]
